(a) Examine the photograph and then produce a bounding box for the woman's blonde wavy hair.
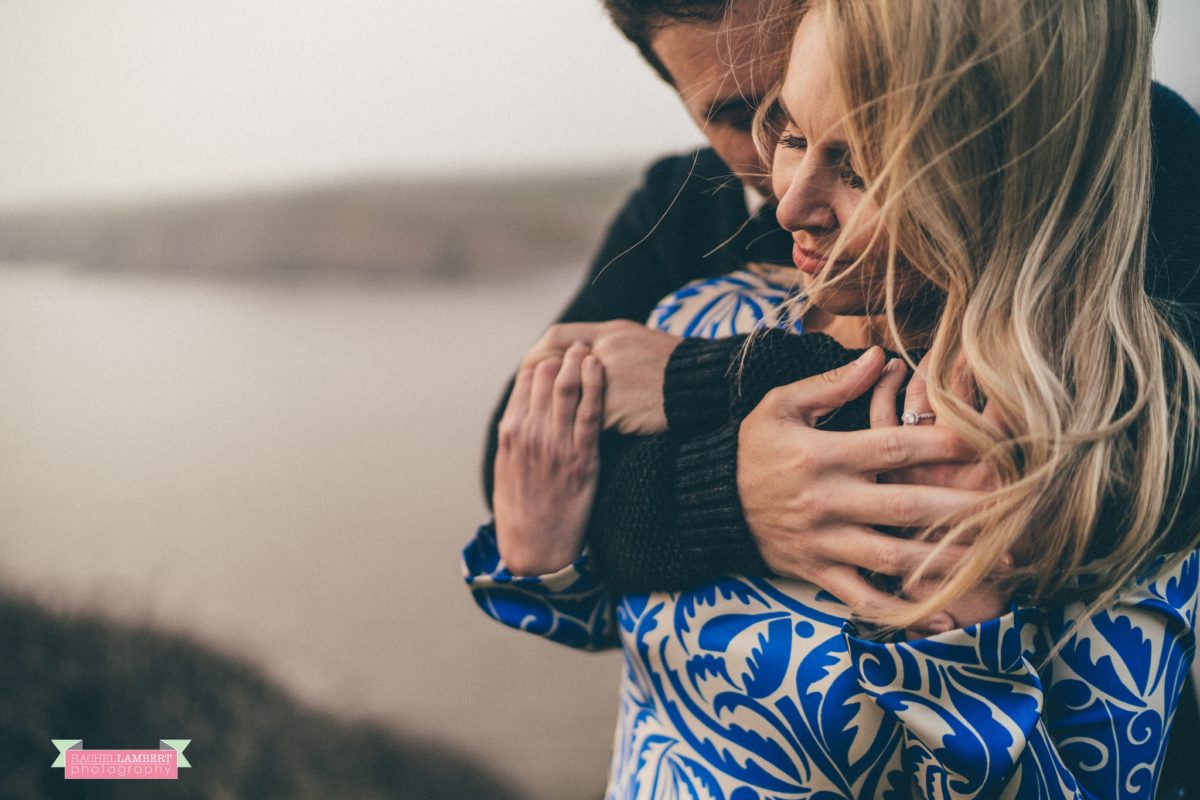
[751,0,1200,632]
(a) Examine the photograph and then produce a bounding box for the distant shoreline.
[0,168,646,284]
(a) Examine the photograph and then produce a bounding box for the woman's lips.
[791,242,851,275]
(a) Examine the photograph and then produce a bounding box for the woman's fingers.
[551,342,588,436]
[870,358,908,428]
[501,364,535,430]
[527,356,563,423]
[905,353,931,418]
[519,323,603,370]
[949,352,978,409]
[574,355,605,451]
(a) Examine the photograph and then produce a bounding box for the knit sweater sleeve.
[587,330,884,593]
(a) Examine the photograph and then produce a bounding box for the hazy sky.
[0,0,1196,209]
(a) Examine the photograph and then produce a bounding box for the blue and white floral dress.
[463,266,1199,799]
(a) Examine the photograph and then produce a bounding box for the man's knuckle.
[523,423,545,449]
[880,431,910,466]
[876,543,906,574]
[759,386,785,410]
[801,492,831,524]
[497,420,520,449]
[888,491,921,526]
[576,404,601,426]
[852,598,886,619]
[790,443,822,474]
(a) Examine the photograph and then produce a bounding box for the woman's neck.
[749,262,937,352]
[801,305,935,352]
[746,262,937,352]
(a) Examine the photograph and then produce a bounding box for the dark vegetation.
[0,587,524,799]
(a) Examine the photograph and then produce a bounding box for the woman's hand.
[876,353,1005,493]
[519,321,681,435]
[493,342,605,576]
[737,347,990,633]
[869,353,1011,635]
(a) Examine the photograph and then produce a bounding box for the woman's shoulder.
[647,266,805,339]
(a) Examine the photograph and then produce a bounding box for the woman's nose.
[775,163,837,235]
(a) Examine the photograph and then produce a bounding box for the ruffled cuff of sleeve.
[462,519,601,595]
[663,336,745,434]
[673,420,771,577]
[842,606,1045,799]
[462,519,616,650]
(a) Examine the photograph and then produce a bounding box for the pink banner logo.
[51,740,191,780]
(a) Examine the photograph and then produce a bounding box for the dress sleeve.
[461,519,620,652]
[843,549,1200,799]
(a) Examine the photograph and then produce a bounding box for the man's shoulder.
[1151,82,1200,147]
[624,146,753,235]
[641,146,738,183]
[1151,82,1199,125]
[1147,81,1200,308]
[633,148,747,212]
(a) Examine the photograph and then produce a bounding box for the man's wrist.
[663,336,746,433]
[674,419,771,576]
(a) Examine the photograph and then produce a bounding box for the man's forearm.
[587,330,885,592]
[585,425,769,594]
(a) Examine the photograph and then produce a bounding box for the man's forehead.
[649,2,773,110]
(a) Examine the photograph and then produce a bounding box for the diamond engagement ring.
[901,410,936,425]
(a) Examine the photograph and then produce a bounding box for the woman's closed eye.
[778,133,866,191]
[778,133,808,150]
[838,160,865,190]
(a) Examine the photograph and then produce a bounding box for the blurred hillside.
[0,168,641,284]
[0,586,525,800]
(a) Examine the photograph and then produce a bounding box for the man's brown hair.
[601,1,729,83]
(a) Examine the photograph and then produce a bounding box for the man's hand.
[737,347,990,632]
[520,320,682,435]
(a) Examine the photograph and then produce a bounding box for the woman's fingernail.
[927,615,953,633]
[883,358,901,374]
[856,346,879,366]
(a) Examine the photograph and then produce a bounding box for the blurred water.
[0,263,620,800]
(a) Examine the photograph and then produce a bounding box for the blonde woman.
[465,0,1200,796]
